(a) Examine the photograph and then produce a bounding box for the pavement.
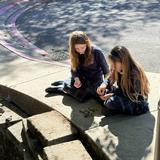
[16,0,160,73]
[0,0,160,160]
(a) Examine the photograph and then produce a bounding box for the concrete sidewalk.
[0,43,160,159]
[0,0,160,159]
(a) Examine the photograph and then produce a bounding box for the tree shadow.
[16,0,160,72]
[16,0,160,48]
[0,45,22,79]
[99,112,155,160]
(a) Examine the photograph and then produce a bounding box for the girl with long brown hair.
[46,31,109,102]
[97,46,150,115]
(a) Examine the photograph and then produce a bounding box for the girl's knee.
[104,97,116,110]
[104,100,110,108]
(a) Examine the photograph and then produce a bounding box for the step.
[7,121,23,151]
[22,119,43,160]
[0,99,24,126]
[0,122,24,160]
[0,99,33,159]
[7,120,35,160]
[27,111,78,147]
[43,140,92,160]
[0,85,53,116]
[23,118,92,160]
[84,111,158,160]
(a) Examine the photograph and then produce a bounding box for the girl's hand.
[97,83,107,96]
[100,93,113,101]
[74,77,82,88]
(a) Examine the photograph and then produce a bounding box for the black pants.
[63,77,103,103]
[102,91,149,116]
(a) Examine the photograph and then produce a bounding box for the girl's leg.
[103,95,149,116]
[102,95,123,116]
[86,81,105,105]
[63,77,92,102]
[51,81,64,86]
[45,84,64,94]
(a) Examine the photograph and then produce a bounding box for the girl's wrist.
[74,77,80,81]
[102,79,109,87]
[100,83,107,88]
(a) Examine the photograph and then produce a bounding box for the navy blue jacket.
[71,46,109,85]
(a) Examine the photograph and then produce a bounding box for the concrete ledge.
[0,99,23,126]
[0,70,160,159]
[27,111,78,147]
[0,121,24,160]
[0,84,52,116]
[22,119,44,160]
[43,140,92,160]
[8,71,160,130]
[84,111,158,160]
[7,121,23,152]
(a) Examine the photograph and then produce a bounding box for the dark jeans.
[63,77,103,103]
[102,91,149,116]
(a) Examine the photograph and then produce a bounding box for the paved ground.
[0,0,160,159]
[16,0,160,73]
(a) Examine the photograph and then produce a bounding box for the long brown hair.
[69,31,93,71]
[108,46,150,102]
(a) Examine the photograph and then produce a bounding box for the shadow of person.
[99,112,155,160]
[62,94,104,131]
[45,90,103,131]
[45,92,64,98]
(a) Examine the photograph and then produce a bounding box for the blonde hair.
[108,46,150,102]
[69,31,93,71]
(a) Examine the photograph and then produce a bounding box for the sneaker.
[51,81,64,86]
[45,85,63,93]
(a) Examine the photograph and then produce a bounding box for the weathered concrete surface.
[23,116,91,160]
[0,126,24,160]
[7,121,23,150]
[43,140,92,160]
[0,85,53,116]
[1,39,159,128]
[7,120,35,160]
[1,69,158,160]
[8,69,160,131]
[22,119,43,160]
[0,51,68,116]
[0,100,26,160]
[84,111,158,160]
[27,111,78,147]
[0,53,159,159]
[0,0,57,63]
[0,100,23,126]
[0,0,159,159]
[16,0,160,73]
[0,59,68,87]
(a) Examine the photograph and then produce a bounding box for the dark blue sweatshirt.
[71,46,109,86]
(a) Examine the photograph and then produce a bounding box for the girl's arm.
[71,69,80,80]
[97,50,109,75]
[102,63,115,87]
[71,69,82,88]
